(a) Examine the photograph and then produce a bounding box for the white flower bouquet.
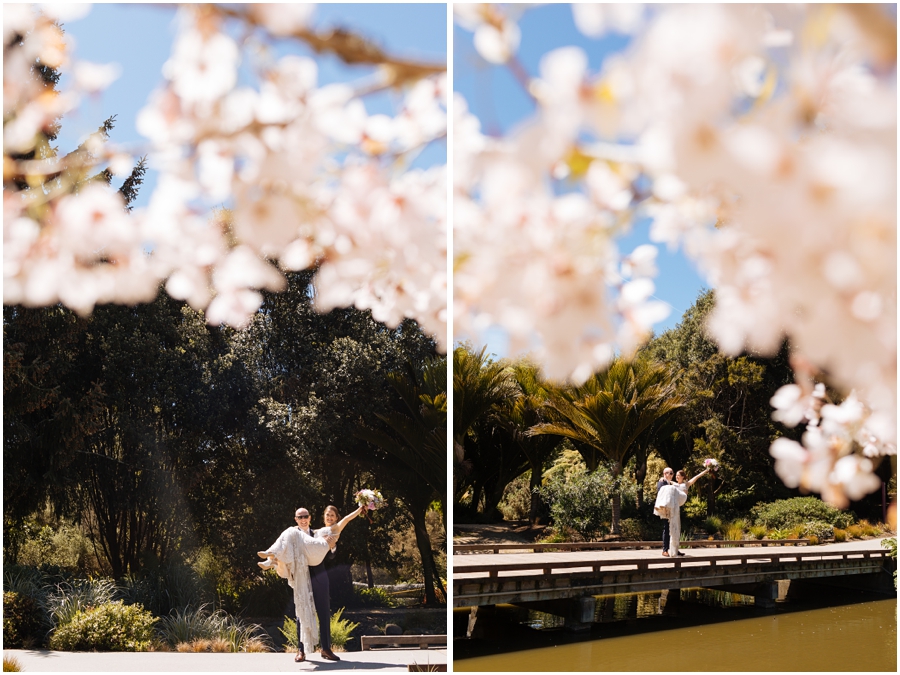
[355,488,385,521]
[704,458,719,471]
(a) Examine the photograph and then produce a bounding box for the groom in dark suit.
[657,468,674,556]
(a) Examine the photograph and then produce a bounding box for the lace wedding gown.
[654,482,688,557]
[261,527,331,649]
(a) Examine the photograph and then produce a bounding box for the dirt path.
[453,521,546,546]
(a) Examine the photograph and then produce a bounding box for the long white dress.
[261,526,331,650]
[654,483,688,557]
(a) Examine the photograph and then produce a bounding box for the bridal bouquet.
[355,489,385,522]
[704,458,719,472]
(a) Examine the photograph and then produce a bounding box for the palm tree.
[497,361,563,524]
[530,356,683,534]
[452,345,517,495]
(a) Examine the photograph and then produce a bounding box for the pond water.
[454,588,897,671]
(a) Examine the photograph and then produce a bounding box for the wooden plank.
[360,635,447,651]
[454,549,888,578]
[453,539,813,554]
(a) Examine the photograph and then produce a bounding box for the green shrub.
[235,569,286,616]
[769,528,791,541]
[278,609,358,652]
[536,527,576,544]
[278,616,300,652]
[749,525,767,540]
[682,495,708,521]
[48,600,157,651]
[800,521,834,541]
[703,516,723,536]
[354,586,397,608]
[618,518,653,541]
[751,497,855,530]
[498,475,532,521]
[539,466,634,541]
[3,591,45,648]
[329,607,359,650]
[17,522,92,573]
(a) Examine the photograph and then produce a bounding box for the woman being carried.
[257,505,364,662]
[654,467,710,557]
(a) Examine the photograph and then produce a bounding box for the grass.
[724,520,747,541]
[156,605,270,652]
[846,524,864,538]
[749,524,767,540]
[703,516,723,536]
[834,528,848,542]
[3,656,22,672]
[45,579,116,628]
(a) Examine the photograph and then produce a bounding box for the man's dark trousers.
[657,478,671,553]
[309,562,332,652]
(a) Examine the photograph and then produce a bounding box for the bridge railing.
[453,549,889,579]
[453,539,811,555]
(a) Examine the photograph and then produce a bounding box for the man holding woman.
[654,467,711,557]
[259,503,365,662]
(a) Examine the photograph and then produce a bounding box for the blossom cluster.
[770,382,892,508]
[4,4,447,348]
[455,4,895,504]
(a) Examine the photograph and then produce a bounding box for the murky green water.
[454,591,897,672]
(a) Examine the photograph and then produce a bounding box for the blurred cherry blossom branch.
[4,3,447,350]
[454,3,896,506]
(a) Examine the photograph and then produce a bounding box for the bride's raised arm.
[331,505,367,534]
[687,467,711,487]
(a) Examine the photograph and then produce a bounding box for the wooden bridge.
[454,538,894,630]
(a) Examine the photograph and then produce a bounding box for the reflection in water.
[455,589,897,672]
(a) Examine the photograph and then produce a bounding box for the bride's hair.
[324,505,340,520]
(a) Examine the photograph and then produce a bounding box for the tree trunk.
[529,468,543,525]
[706,474,716,518]
[363,524,375,588]
[634,447,647,510]
[411,507,438,604]
[611,492,621,535]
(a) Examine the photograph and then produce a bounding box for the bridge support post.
[466,605,497,639]
[564,597,596,632]
[659,588,680,614]
[753,581,778,608]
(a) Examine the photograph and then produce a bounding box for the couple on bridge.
[257,504,366,663]
[655,466,712,558]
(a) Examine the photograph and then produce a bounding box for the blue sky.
[56,3,447,209]
[454,4,708,357]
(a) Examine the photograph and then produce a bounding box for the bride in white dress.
[654,467,710,557]
[257,509,336,660]
[257,506,364,661]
